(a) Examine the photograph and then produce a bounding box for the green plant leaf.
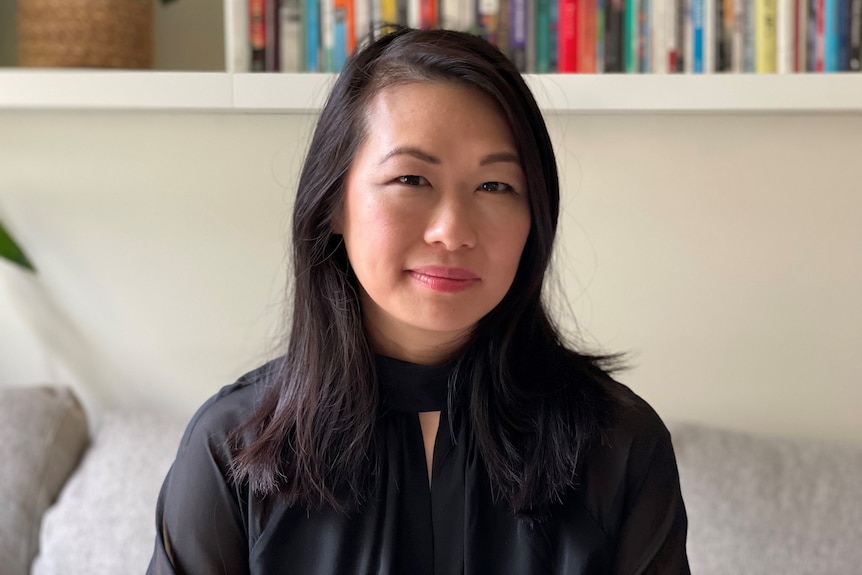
[0,220,35,272]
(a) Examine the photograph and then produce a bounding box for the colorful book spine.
[346,0,356,54]
[512,0,528,69]
[667,0,679,71]
[692,0,705,71]
[279,0,302,72]
[851,0,862,70]
[777,0,794,71]
[651,0,667,72]
[304,0,320,71]
[824,0,839,69]
[559,0,580,71]
[684,0,694,71]
[477,0,501,44]
[756,0,777,71]
[381,0,398,25]
[838,0,851,69]
[607,0,625,71]
[498,0,513,58]
[639,0,650,71]
[265,0,280,71]
[716,0,729,71]
[536,0,553,72]
[250,0,267,71]
[334,0,348,70]
[526,0,537,71]
[596,0,606,72]
[441,0,474,30]
[676,0,687,70]
[816,0,825,70]
[550,0,560,71]
[795,0,807,70]
[421,0,438,27]
[704,0,714,71]
[224,0,250,72]
[404,0,416,27]
[355,0,370,46]
[626,0,640,71]
[733,0,745,70]
[583,0,598,72]
[321,0,335,71]
[743,0,756,70]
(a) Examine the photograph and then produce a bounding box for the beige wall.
[1,109,860,443]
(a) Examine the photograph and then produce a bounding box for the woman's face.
[337,81,531,364]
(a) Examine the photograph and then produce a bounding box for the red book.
[422,0,438,28]
[249,0,266,72]
[558,0,580,71]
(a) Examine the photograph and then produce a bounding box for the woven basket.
[18,0,153,69]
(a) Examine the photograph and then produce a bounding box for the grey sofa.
[2,385,861,574]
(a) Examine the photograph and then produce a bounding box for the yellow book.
[755,0,777,72]
[380,0,398,25]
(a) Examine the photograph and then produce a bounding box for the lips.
[408,266,480,293]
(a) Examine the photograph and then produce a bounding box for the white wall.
[1,110,860,443]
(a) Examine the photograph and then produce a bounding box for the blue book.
[334,4,347,71]
[693,0,705,72]
[825,0,839,70]
[305,0,320,72]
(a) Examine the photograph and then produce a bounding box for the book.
[250,0,267,71]
[606,0,625,71]
[777,0,794,72]
[755,0,777,72]
[626,0,640,71]
[280,0,302,72]
[534,0,551,71]
[559,0,580,71]
[305,0,320,71]
[851,0,862,70]
[509,0,528,72]
[265,0,280,71]
[224,0,251,72]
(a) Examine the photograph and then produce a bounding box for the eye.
[397,175,429,186]
[479,181,516,194]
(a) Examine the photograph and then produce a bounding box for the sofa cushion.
[32,409,187,575]
[0,386,89,575]
[669,421,862,575]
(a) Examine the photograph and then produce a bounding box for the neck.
[368,326,462,365]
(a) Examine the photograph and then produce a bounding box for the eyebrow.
[378,146,521,167]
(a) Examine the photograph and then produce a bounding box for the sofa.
[2,385,861,575]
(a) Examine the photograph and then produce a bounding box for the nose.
[423,195,477,250]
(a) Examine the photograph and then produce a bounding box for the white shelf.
[1,70,861,113]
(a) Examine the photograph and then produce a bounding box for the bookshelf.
[1,70,862,113]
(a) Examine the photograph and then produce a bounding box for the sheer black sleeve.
[613,417,691,575]
[147,383,254,575]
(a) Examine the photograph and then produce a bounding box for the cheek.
[490,211,532,271]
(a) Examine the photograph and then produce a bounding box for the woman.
[148,28,690,574]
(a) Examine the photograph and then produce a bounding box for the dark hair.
[229,28,624,519]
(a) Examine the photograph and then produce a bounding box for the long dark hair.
[229,28,625,519]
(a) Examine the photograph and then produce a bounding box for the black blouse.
[148,357,690,574]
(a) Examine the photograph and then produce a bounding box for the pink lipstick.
[408,266,480,293]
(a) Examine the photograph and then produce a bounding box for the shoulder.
[578,375,679,500]
[602,378,672,453]
[176,357,284,458]
[550,348,670,455]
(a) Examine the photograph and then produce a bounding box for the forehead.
[358,81,516,153]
